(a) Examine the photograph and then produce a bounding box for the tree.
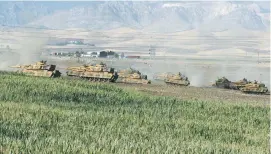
[75,51,81,57]
[6,45,11,52]
[75,51,81,62]
[114,53,119,58]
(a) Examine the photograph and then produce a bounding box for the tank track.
[88,77,116,82]
[241,91,270,95]
[165,81,190,86]
[118,78,151,84]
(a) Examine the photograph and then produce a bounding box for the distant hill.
[0,1,269,32]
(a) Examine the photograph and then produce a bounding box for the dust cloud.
[38,55,270,89]
[183,62,269,89]
[0,31,49,71]
[109,58,270,89]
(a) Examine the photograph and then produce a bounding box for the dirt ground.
[115,82,270,107]
[43,56,270,107]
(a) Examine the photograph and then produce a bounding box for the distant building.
[107,55,115,59]
[81,51,100,58]
[86,43,95,46]
[90,52,99,58]
[81,54,91,57]
[99,51,108,58]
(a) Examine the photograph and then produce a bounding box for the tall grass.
[0,71,269,153]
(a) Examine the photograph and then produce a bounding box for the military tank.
[164,72,190,86]
[10,60,61,78]
[66,62,118,82]
[117,68,151,84]
[240,82,269,94]
[212,77,231,88]
[212,77,250,90]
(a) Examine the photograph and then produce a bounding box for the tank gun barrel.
[9,65,27,68]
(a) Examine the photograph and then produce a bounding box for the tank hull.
[21,70,61,78]
[230,81,249,89]
[66,70,118,82]
[212,78,248,90]
[66,63,118,83]
[212,82,230,89]
[10,61,61,78]
[163,72,190,86]
[164,79,190,86]
[240,87,269,94]
[15,69,61,78]
[240,90,269,94]
[213,83,240,90]
[117,77,151,84]
[117,69,151,84]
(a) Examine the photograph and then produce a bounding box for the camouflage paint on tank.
[212,77,251,90]
[117,68,151,84]
[10,60,61,78]
[164,72,190,86]
[240,83,269,94]
[66,62,118,82]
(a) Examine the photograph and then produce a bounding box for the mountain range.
[0,1,270,32]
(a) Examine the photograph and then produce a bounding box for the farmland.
[0,72,269,153]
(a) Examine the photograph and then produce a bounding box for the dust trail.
[186,61,270,89]
[134,57,270,89]
[0,30,49,71]
[0,50,20,71]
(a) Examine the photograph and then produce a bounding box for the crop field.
[0,71,270,153]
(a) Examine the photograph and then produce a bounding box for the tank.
[212,77,250,90]
[164,72,190,86]
[240,82,269,94]
[66,62,118,82]
[212,77,231,88]
[117,68,151,84]
[9,60,61,78]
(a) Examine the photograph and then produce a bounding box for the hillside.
[0,1,269,32]
[0,72,269,153]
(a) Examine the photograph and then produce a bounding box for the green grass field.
[0,72,269,154]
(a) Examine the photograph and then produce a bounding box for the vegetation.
[0,71,269,153]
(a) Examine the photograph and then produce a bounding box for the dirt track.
[45,56,270,107]
[115,82,270,107]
